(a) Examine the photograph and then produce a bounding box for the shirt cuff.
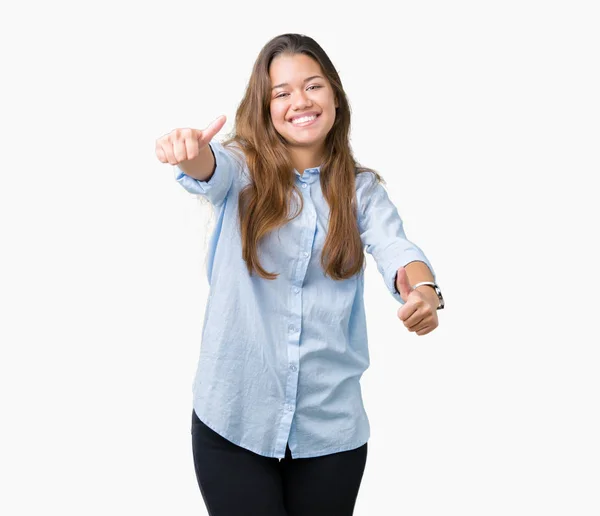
[173,141,235,206]
[384,254,436,304]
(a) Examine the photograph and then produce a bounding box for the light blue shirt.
[175,140,436,459]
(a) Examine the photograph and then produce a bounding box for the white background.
[1,0,599,514]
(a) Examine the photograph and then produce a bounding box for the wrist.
[415,285,440,308]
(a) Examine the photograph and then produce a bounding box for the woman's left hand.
[395,267,439,336]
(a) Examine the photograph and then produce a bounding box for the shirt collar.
[293,166,321,184]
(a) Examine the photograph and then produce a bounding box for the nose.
[291,90,311,110]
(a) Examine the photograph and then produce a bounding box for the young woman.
[156,33,444,516]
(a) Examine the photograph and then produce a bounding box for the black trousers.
[191,408,368,515]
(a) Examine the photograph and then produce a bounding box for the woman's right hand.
[155,115,227,165]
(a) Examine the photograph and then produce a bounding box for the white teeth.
[292,115,317,125]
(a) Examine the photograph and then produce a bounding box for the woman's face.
[269,53,338,156]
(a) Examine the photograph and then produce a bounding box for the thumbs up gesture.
[396,266,439,336]
[155,115,227,165]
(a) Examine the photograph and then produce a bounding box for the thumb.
[198,115,227,145]
[395,266,413,302]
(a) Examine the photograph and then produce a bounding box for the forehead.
[269,53,323,84]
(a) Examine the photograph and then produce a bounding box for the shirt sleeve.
[357,172,437,304]
[173,140,240,207]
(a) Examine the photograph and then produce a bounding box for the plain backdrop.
[1,0,599,514]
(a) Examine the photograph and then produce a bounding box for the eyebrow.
[271,75,324,90]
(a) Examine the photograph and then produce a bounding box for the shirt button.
[302,183,307,188]
[303,252,309,258]
[288,324,294,332]
[294,287,300,294]
[290,365,297,372]
[287,405,294,411]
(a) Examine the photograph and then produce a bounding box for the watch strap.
[411,281,445,310]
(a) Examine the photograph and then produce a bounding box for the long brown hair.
[221,33,384,281]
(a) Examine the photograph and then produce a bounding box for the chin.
[288,138,324,148]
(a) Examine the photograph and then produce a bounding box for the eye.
[274,85,322,99]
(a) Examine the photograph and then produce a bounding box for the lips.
[289,112,321,123]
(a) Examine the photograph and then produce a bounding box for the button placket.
[280,179,314,454]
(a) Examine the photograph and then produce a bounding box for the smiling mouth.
[290,114,321,127]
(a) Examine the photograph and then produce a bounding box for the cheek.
[270,103,286,125]
[326,94,337,112]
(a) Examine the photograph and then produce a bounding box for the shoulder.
[355,168,386,207]
[223,140,246,162]
[355,169,379,193]
[212,139,251,184]
[211,139,245,167]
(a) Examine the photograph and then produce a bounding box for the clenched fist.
[396,266,439,336]
[155,115,226,165]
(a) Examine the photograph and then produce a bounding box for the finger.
[403,306,424,324]
[396,267,413,301]
[172,137,188,164]
[397,302,418,322]
[198,115,227,146]
[184,132,199,160]
[416,318,438,335]
[162,140,177,165]
[405,312,427,331]
[155,141,168,163]
[416,326,433,336]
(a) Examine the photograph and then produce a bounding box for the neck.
[289,146,323,175]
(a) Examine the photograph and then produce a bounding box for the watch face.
[434,286,444,309]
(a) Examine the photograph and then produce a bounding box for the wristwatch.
[411,281,445,310]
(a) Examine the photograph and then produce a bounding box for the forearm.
[177,143,216,181]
